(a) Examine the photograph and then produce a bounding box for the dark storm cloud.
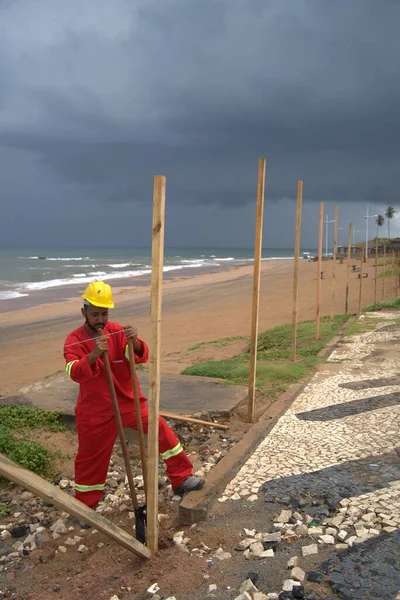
[1,0,400,246]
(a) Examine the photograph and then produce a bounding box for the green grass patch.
[182,315,351,401]
[188,335,248,352]
[0,406,66,478]
[363,297,400,312]
[377,258,394,267]
[0,502,10,517]
[377,267,400,279]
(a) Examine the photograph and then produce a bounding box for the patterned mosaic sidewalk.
[218,312,400,599]
[219,313,400,503]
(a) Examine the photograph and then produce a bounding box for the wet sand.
[0,257,389,396]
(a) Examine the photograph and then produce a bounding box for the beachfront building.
[337,237,400,257]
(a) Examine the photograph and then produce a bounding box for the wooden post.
[397,253,400,297]
[358,244,364,314]
[330,205,339,319]
[392,250,395,298]
[248,158,266,423]
[345,222,353,315]
[374,238,378,309]
[291,180,303,362]
[382,244,386,300]
[147,175,166,555]
[315,202,324,339]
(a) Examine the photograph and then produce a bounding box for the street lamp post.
[364,206,378,262]
[325,214,335,258]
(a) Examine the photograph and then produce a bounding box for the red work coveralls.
[64,321,193,507]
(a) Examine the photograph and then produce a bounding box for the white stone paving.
[219,313,400,504]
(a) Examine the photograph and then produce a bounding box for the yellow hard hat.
[81,281,114,309]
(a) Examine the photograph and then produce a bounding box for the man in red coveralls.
[64,280,205,509]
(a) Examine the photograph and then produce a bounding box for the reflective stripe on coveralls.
[65,360,78,377]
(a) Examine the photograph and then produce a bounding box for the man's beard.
[85,319,104,334]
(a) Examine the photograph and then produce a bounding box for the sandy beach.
[0,257,389,396]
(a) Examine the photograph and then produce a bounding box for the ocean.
[0,246,314,304]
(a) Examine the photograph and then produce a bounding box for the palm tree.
[385,206,396,239]
[376,214,385,239]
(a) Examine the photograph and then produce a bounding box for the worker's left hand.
[124,325,138,341]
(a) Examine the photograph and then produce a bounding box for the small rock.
[287,556,299,568]
[173,531,185,545]
[50,519,67,534]
[260,549,274,558]
[248,495,258,502]
[319,535,335,545]
[147,583,160,595]
[306,571,324,583]
[239,579,258,594]
[294,525,308,536]
[249,542,265,557]
[214,547,231,560]
[64,537,76,546]
[245,571,259,585]
[282,579,298,592]
[237,538,257,550]
[77,545,88,553]
[20,492,33,502]
[58,546,67,553]
[302,544,318,557]
[253,594,269,600]
[59,479,70,489]
[10,525,29,539]
[293,512,303,521]
[335,543,349,550]
[325,527,336,536]
[266,595,279,600]
[109,596,120,600]
[244,528,256,537]
[330,515,344,527]
[307,527,324,537]
[277,510,292,523]
[35,529,52,547]
[262,532,281,543]
[337,530,347,541]
[234,594,252,600]
[207,584,217,594]
[291,567,306,582]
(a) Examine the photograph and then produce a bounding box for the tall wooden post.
[374,238,378,309]
[248,158,266,423]
[330,206,339,319]
[345,222,353,314]
[315,202,324,339]
[382,244,386,300]
[147,175,166,555]
[358,245,364,314]
[291,180,303,362]
[392,250,396,298]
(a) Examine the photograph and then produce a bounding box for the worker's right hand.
[92,334,108,357]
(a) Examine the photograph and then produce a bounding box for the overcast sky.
[1,0,399,249]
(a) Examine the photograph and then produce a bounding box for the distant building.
[337,237,400,257]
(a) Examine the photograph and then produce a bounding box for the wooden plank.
[345,222,353,314]
[291,180,303,362]
[330,205,339,319]
[0,453,151,558]
[248,158,267,423]
[160,411,229,430]
[147,175,166,555]
[315,202,324,339]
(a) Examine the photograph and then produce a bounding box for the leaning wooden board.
[0,453,151,559]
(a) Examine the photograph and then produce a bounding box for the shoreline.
[0,257,381,396]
